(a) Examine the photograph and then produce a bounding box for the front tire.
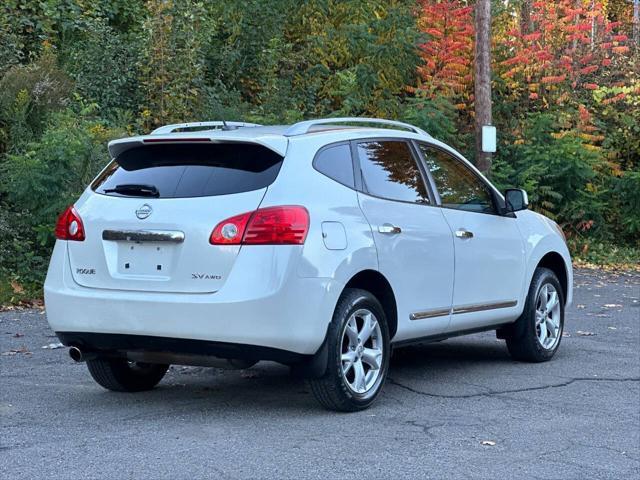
[309,288,390,412]
[506,267,565,362]
[86,358,168,392]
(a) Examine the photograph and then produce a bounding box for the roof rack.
[283,117,428,137]
[151,121,262,135]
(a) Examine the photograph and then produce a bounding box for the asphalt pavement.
[1,268,639,479]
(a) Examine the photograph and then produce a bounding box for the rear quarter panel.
[261,137,379,286]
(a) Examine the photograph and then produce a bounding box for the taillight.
[55,206,85,241]
[210,206,309,245]
[209,212,252,245]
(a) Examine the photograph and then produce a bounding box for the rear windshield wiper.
[103,184,160,197]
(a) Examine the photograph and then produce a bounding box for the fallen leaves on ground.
[1,346,31,356]
[481,440,496,446]
[10,280,24,294]
[577,330,596,336]
[41,342,64,349]
[603,304,622,308]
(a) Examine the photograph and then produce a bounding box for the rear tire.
[86,358,168,392]
[506,267,564,362]
[309,288,390,412]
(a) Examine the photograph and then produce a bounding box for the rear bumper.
[44,242,341,355]
[56,332,309,364]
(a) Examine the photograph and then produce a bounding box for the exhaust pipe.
[69,346,83,362]
[69,346,97,362]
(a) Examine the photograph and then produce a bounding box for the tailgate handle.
[102,230,185,243]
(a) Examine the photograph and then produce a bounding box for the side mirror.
[505,188,529,212]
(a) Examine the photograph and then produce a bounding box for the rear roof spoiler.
[108,134,288,158]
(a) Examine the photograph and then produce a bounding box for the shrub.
[0,50,73,153]
[64,19,143,118]
[401,93,470,156]
[492,111,607,238]
[0,108,125,253]
[611,171,640,243]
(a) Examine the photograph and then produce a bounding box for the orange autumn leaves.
[414,0,631,108]
[498,0,630,105]
[414,0,474,110]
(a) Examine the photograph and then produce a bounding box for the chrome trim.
[452,300,517,315]
[102,230,185,244]
[410,300,518,320]
[378,224,402,234]
[454,229,474,239]
[409,308,451,321]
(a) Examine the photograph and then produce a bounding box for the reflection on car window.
[357,141,429,204]
[418,144,495,214]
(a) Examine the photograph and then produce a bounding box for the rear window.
[92,143,283,198]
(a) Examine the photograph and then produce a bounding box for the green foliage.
[492,112,607,236]
[0,7,23,73]
[0,50,73,153]
[288,0,421,118]
[592,81,640,172]
[401,93,469,155]
[611,171,640,242]
[0,207,48,300]
[64,19,143,117]
[0,108,125,250]
[138,0,207,129]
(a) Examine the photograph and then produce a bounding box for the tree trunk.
[634,0,640,48]
[520,0,533,35]
[474,0,492,173]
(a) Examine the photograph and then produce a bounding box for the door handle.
[378,223,402,234]
[455,229,474,239]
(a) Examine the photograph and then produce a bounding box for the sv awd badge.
[192,273,222,280]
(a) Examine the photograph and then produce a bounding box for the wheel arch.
[343,270,398,340]
[536,251,569,305]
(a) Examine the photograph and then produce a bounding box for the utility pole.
[474,0,492,173]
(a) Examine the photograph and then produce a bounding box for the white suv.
[45,118,572,411]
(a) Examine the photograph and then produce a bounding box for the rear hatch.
[68,141,284,293]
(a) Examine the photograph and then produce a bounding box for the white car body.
[45,118,573,366]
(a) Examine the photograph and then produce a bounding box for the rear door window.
[92,143,283,198]
[356,140,430,204]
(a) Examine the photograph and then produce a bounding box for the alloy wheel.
[340,308,384,394]
[535,283,561,350]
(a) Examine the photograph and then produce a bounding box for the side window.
[356,140,430,204]
[313,144,355,188]
[418,144,496,214]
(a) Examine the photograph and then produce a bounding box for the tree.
[415,0,474,105]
